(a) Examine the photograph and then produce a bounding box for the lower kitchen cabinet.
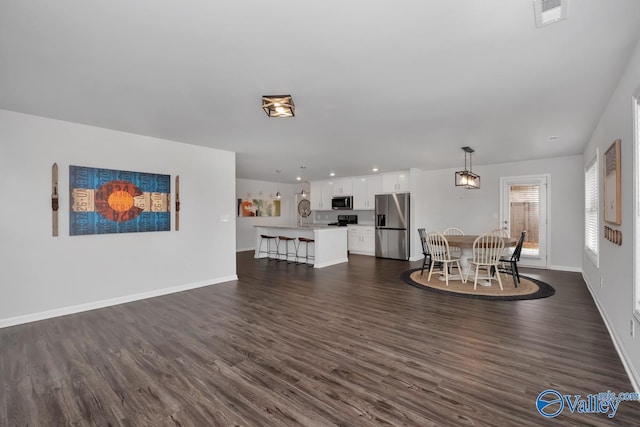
[347,225,375,256]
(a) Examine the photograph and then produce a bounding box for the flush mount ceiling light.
[455,147,480,189]
[262,95,295,117]
[533,0,568,28]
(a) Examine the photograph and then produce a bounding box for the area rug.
[401,268,555,301]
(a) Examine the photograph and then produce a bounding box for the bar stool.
[297,237,315,267]
[277,236,298,264]
[257,234,279,261]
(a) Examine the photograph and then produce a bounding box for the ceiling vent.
[533,0,568,28]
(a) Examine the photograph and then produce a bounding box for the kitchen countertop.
[253,224,344,230]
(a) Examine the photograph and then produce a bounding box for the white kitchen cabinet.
[332,179,353,196]
[353,175,382,210]
[347,225,375,255]
[310,180,333,210]
[382,171,410,193]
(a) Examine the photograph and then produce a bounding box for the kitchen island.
[254,225,348,268]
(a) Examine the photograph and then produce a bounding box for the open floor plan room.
[1,252,638,426]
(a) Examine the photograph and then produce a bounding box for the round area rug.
[401,268,555,301]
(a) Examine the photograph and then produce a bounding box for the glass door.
[500,175,548,268]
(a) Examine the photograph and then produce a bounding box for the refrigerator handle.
[376,214,386,227]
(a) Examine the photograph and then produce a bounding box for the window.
[634,89,640,320]
[585,155,598,266]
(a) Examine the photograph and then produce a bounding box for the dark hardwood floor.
[1,252,639,426]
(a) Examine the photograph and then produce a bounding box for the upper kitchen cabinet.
[353,175,382,210]
[332,179,353,196]
[310,180,333,211]
[382,171,410,193]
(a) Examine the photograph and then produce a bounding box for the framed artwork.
[603,139,621,225]
[69,165,171,235]
[237,197,281,217]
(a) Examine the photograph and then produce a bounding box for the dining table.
[441,234,517,284]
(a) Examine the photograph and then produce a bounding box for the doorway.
[500,175,548,268]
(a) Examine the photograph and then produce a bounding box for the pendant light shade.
[455,147,480,189]
[299,166,307,198]
[275,169,282,199]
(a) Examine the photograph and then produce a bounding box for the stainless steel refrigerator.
[375,193,410,260]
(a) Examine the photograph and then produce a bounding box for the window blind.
[585,156,598,261]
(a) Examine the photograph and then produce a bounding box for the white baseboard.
[0,275,239,329]
[582,273,640,395]
[549,264,583,273]
[236,247,255,252]
[409,255,423,262]
[314,258,349,268]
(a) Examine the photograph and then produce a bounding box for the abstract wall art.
[603,139,621,225]
[237,197,281,217]
[69,165,171,235]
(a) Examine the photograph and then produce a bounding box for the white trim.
[237,246,255,252]
[409,255,423,262]
[0,275,239,329]
[314,258,349,268]
[583,273,640,395]
[633,86,640,322]
[548,264,582,273]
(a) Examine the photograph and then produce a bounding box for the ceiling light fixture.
[533,0,568,28]
[455,147,480,189]
[299,166,307,198]
[372,168,379,172]
[329,172,336,177]
[262,95,295,117]
[275,169,282,199]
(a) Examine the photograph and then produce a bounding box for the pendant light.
[455,146,480,189]
[299,166,307,198]
[275,169,282,199]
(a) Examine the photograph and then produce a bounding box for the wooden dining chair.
[490,227,509,237]
[465,233,505,290]
[499,230,526,287]
[417,228,431,275]
[426,232,464,286]
[443,227,464,260]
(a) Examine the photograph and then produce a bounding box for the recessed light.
[548,136,559,140]
[372,168,379,172]
[296,176,301,181]
[329,172,335,177]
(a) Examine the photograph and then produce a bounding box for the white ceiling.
[1,0,640,183]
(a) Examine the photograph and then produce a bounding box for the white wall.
[0,110,237,327]
[235,179,303,251]
[582,40,640,392]
[412,156,584,270]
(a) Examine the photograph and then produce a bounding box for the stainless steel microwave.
[331,196,353,210]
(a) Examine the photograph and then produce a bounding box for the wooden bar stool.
[277,236,298,264]
[297,237,315,266]
[257,234,279,261]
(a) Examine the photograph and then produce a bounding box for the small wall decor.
[237,197,281,217]
[51,163,59,237]
[604,225,622,245]
[175,175,180,231]
[604,139,621,224]
[69,165,170,235]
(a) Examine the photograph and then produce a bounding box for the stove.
[328,214,358,226]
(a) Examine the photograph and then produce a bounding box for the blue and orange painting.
[69,165,170,235]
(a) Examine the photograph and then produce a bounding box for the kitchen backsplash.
[312,210,375,225]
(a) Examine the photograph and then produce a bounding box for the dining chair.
[499,230,526,287]
[490,227,509,237]
[426,232,465,286]
[442,227,464,260]
[417,228,431,275]
[465,233,505,290]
